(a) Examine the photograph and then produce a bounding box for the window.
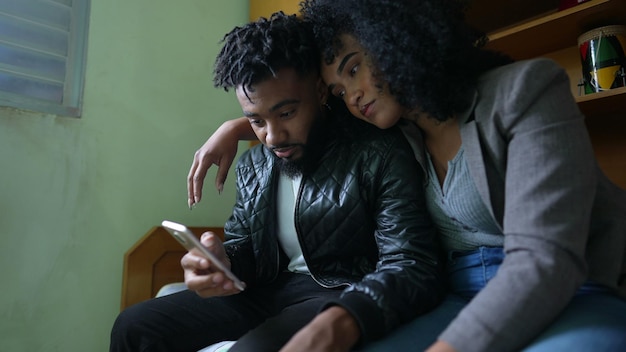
[0,0,90,117]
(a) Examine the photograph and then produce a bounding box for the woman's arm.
[187,117,256,208]
[439,59,594,352]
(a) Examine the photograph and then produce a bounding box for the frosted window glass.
[0,0,89,117]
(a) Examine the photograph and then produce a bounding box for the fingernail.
[194,195,200,203]
[218,184,223,195]
[200,232,213,246]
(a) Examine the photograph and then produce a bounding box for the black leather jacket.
[223,117,443,342]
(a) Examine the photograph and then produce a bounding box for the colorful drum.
[578,25,626,94]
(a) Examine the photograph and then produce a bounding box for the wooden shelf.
[466,0,626,188]
[577,86,626,116]
[466,0,559,34]
[249,0,299,20]
[483,0,626,61]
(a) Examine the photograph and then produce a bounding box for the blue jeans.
[362,247,626,351]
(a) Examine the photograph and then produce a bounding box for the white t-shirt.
[276,172,310,274]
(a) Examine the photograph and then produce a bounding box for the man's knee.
[110,307,143,351]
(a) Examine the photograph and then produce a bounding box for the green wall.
[0,1,248,350]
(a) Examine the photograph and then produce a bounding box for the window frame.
[0,0,90,117]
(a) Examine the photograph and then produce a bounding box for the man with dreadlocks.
[110,12,442,352]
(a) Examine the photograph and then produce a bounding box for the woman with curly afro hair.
[188,1,626,351]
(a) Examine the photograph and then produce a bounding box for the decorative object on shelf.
[578,25,626,94]
[559,0,591,11]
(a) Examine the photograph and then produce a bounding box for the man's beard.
[275,113,329,179]
[277,158,304,179]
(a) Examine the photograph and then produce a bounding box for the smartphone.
[161,220,245,291]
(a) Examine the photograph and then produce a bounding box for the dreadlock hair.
[300,0,513,122]
[213,11,320,95]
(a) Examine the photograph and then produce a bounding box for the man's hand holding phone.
[181,231,244,297]
[162,220,245,297]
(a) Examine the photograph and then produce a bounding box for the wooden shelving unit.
[484,0,626,60]
[468,0,626,188]
[249,0,299,20]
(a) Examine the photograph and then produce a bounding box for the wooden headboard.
[120,225,224,311]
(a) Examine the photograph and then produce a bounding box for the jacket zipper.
[293,175,350,289]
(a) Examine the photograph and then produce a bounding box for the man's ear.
[316,76,329,105]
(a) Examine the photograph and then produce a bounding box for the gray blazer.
[401,58,626,352]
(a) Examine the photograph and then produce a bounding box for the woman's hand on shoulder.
[187,117,255,208]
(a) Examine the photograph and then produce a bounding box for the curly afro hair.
[213,12,320,92]
[300,0,512,121]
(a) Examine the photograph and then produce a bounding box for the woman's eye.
[349,64,358,76]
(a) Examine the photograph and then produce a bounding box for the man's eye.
[250,119,263,126]
[280,110,295,118]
